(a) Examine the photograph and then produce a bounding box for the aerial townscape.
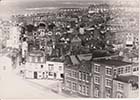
[0,0,139,99]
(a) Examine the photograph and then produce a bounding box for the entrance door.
[34,72,38,79]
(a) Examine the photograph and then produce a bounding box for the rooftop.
[114,75,138,83]
[91,50,112,59]
[94,59,132,67]
[28,50,45,57]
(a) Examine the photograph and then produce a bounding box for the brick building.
[64,55,133,98]
[113,75,139,98]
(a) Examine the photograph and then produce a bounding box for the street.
[0,69,68,99]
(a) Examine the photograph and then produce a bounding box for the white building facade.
[7,26,20,49]
[24,51,64,80]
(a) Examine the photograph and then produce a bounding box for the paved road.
[0,70,68,99]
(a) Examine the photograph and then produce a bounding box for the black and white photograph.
[0,0,139,99]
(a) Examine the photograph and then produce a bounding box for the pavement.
[0,52,80,99]
[0,69,73,99]
[0,67,80,99]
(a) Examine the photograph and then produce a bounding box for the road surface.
[0,69,68,99]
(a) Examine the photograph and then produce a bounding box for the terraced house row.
[63,53,139,98]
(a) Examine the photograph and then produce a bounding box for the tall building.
[64,55,134,98]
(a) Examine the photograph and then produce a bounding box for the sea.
[0,0,138,19]
[0,0,95,19]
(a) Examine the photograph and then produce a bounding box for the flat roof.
[114,75,138,83]
[94,59,132,67]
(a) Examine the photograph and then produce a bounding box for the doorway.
[34,72,38,79]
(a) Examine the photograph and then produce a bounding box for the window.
[116,93,123,98]
[106,66,112,76]
[48,66,54,71]
[83,72,86,81]
[82,85,86,94]
[59,66,62,71]
[105,78,112,88]
[105,88,112,98]
[73,71,77,79]
[32,57,35,62]
[67,69,72,77]
[72,82,77,91]
[79,85,89,96]
[48,64,54,66]
[114,69,117,75]
[85,86,89,95]
[125,66,131,73]
[118,68,121,74]
[117,83,124,91]
[133,68,137,72]
[79,71,82,80]
[29,57,32,62]
[86,73,89,82]
[94,64,100,73]
[35,57,38,63]
[79,85,82,93]
[66,81,71,89]
[49,72,53,76]
[94,75,100,84]
[94,87,100,97]
[60,74,64,78]
[38,57,41,62]
[41,57,44,63]
[118,67,124,74]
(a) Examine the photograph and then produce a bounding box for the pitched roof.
[91,50,111,58]
[77,53,92,61]
[67,53,92,65]
[70,55,80,65]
